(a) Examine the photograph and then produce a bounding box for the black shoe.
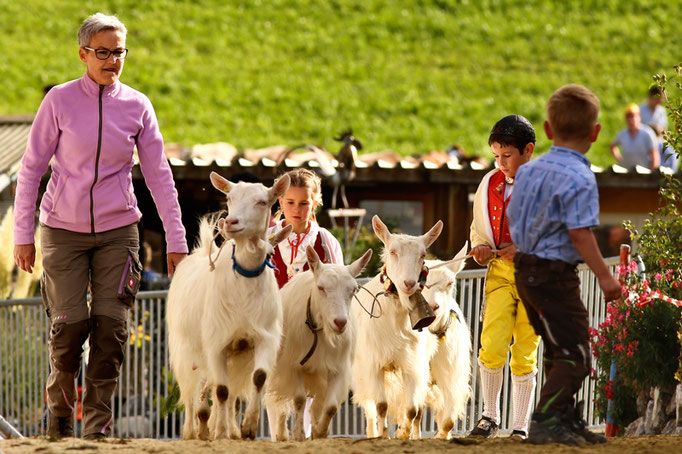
[47,413,74,438]
[527,411,584,446]
[468,416,499,438]
[567,401,607,444]
[510,429,527,440]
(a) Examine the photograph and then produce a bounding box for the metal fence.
[0,257,618,439]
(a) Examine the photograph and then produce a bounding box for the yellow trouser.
[479,257,540,376]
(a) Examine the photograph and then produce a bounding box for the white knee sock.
[303,397,313,438]
[511,370,537,433]
[478,359,504,425]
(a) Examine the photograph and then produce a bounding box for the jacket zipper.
[90,85,104,233]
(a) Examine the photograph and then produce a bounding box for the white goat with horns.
[265,245,373,441]
[381,243,472,439]
[167,172,292,440]
[351,215,443,439]
[421,244,473,439]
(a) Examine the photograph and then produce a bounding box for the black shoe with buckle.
[468,416,499,438]
[528,411,583,446]
[510,429,527,440]
[567,401,607,444]
[47,413,74,438]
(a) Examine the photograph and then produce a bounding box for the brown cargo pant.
[41,223,141,438]
[513,252,591,417]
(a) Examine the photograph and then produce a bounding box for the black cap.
[489,115,536,144]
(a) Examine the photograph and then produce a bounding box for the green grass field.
[1,0,681,167]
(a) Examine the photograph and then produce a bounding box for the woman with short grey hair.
[77,13,127,47]
[13,12,188,439]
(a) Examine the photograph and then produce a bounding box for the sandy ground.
[2,435,682,454]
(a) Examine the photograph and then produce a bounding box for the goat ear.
[269,174,291,203]
[448,241,468,275]
[421,220,443,248]
[347,248,373,278]
[269,224,293,247]
[372,215,391,244]
[210,172,232,194]
[306,245,321,274]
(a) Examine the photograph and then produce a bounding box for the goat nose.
[404,280,416,290]
[334,318,347,331]
[224,218,239,226]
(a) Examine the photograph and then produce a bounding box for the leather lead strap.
[300,296,322,366]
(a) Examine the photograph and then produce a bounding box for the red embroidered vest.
[487,170,512,248]
[271,233,328,289]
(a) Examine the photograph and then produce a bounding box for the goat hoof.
[241,423,256,440]
[395,428,410,440]
[313,430,328,439]
[293,432,305,442]
[440,418,454,434]
[197,420,210,440]
[275,432,289,442]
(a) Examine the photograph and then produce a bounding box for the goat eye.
[257,200,267,206]
[390,250,397,256]
[317,286,325,293]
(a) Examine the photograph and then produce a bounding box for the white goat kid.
[352,215,443,440]
[421,244,473,439]
[266,246,373,441]
[167,172,291,440]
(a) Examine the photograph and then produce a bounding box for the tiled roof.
[0,116,33,192]
[161,142,495,170]
[156,141,680,185]
[1,116,677,193]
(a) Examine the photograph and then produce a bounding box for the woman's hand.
[470,244,494,264]
[167,252,187,277]
[14,244,36,273]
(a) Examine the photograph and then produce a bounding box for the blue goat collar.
[231,243,274,278]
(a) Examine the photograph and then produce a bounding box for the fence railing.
[0,257,618,439]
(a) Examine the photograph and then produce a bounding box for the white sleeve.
[321,229,344,264]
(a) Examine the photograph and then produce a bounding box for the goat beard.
[397,292,415,314]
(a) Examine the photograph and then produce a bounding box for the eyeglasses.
[83,47,129,61]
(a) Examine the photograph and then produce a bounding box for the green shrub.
[591,65,682,432]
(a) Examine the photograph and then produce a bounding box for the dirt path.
[2,435,682,454]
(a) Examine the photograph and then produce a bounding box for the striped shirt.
[508,146,599,264]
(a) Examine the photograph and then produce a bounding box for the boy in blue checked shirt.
[508,84,621,446]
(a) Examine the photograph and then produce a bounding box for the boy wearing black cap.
[466,115,540,441]
[508,85,621,445]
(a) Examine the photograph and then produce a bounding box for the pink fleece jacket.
[14,73,188,253]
